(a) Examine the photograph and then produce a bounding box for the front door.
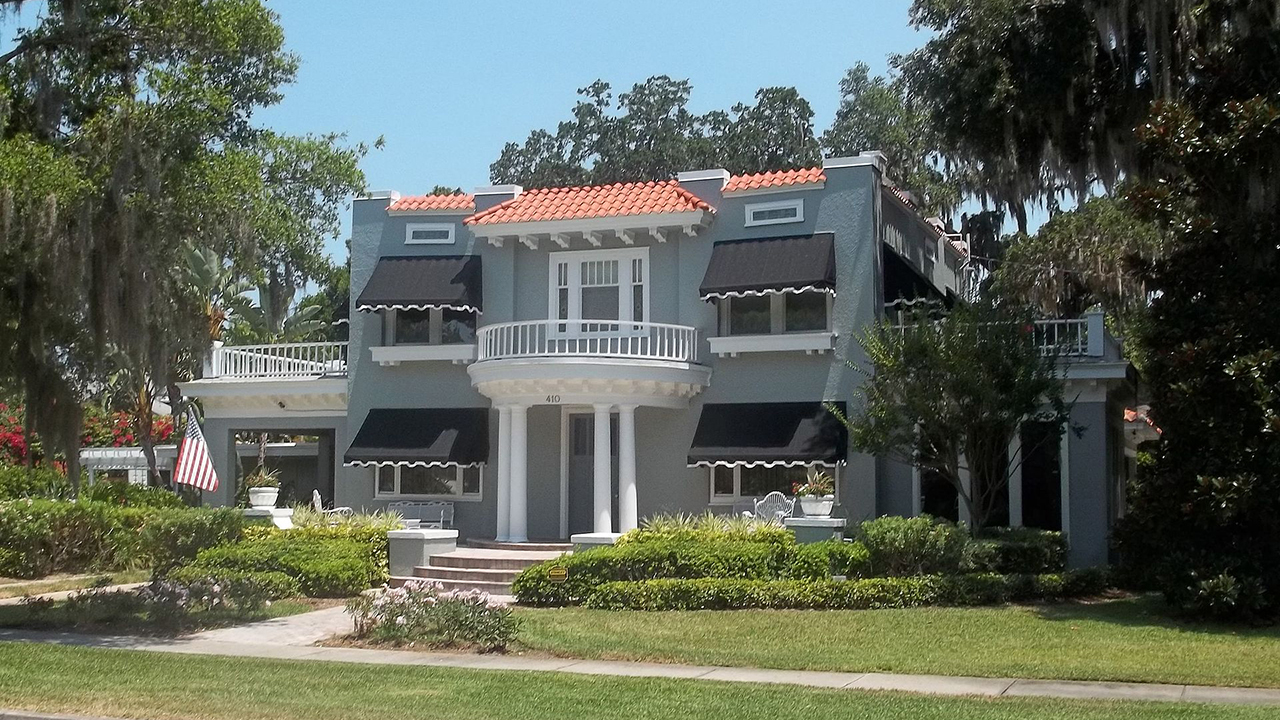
[567,412,619,535]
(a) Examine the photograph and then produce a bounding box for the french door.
[549,248,649,336]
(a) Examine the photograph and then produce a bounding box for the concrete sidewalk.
[2,620,1279,707]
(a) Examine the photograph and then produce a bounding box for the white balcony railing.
[893,313,1109,358]
[477,320,700,364]
[205,341,349,379]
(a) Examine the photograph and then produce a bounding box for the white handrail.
[207,341,349,379]
[476,320,700,364]
[890,318,1098,357]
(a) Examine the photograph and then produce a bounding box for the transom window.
[745,199,804,227]
[376,465,482,499]
[405,222,455,245]
[709,464,838,502]
[550,248,649,332]
[721,292,831,336]
[391,308,477,345]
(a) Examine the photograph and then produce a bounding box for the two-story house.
[181,151,1135,568]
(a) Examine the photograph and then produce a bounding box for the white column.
[1008,431,1024,527]
[509,405,529,543]
[618,405,638,533]
[593,403,613,533]
[495,406,512,542]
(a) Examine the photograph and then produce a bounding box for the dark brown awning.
[699,233,836,300]
[355,255,482,313]
[344,408,489,467]
[687,402,847,467]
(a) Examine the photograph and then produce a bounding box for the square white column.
[593,403,613,533]
[509,405,529,543]
[496,406,512,542]
[618,404,638,532]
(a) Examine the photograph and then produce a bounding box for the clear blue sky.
[253,0,930,259]
[3,1,935,260]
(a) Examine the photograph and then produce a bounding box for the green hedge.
[584,568,1112,611]
[180,536,384,597]
[512,540,788,606]
[243,524,390,578]
[166,566,302,602]
[0,499,241,578]
[614,513,794,548]
[82,479,188,509]
[856,515,970,577]
[968,527,1068,574]
[782,540,870,580]
[0,465,72,500]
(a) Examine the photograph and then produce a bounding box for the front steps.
[391,546,568,596]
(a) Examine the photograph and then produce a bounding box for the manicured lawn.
[0,642,1268,720]
[516,595,1280,688]
[0,570,152,600]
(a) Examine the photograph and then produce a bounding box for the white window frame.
[708,464,841,504]
[719,292,833,335]
[548,247,650,332]
[744,198,804,227]
[387,308,477,347]
[405,222,456,245]
[374,464,483,501]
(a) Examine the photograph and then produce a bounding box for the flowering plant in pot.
[244,467,281,508]
[792,469,835,517]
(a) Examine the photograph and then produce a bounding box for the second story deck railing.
[893,313,1111,359]
[477,320,700,364]
[205,341,348,379]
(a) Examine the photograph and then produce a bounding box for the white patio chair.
[752,491,795,522]
[386,500,454,529]
[312,489,354,521]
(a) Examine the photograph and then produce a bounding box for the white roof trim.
[689,460,844,469]
[469,210,713,243]
[356,303,481,314]
[387,207,474,217]
[345,460,485,469]
[701,286,835,301]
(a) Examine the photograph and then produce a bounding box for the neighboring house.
[180,152,1135,567]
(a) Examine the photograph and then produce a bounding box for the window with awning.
[698,233,836,301]
[344,407,489,468]
[687,401,847,467]
[355,255,483,314]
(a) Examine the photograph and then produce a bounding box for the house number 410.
[545,395,561,403]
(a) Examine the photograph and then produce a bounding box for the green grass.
[0,641,1269,720]
[515,595,1280,688]
[0,570,152,600]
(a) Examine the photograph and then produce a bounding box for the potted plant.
[245,467,281,509]
[792,469,835,518]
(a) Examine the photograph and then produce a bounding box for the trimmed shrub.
[124,507,244,572]
[857,515,969,577]
[182,536,383,597]
[243,524,389,577]
[83,479,187,509]
[616,513,794,549]
[783,540,871,580]
[0,465,72,500]
[584,569,1113,611]
[513,540,786,606]
[968,527,1067,574]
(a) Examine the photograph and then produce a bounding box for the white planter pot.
[248,487,279,509]
[799,495,835,518]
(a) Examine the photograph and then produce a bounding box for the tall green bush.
[83,479,187,509]
[856,515,969,577]
[181,536,384,597]
[0,465,72,500]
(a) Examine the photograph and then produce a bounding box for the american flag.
[173,412,218,492]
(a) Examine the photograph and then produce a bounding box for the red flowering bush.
[0,403,32,466]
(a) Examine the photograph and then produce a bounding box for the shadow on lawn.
[1031,593,1280,638]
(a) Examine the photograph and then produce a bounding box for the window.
[405,223,455,245]
[728,295,771,335]
[720,292,831,335]
[785,292,827,332]
[391,308,477,346]
[549,248,648,332]
[745,199,803,227]
[710,464,837,502]
[375,465,482,499]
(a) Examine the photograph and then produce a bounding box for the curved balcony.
[476,319,700,364]
[469,320,710,409]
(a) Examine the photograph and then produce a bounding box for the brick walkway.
[2,608,1279,707]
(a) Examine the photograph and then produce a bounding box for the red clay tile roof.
[724,167,825,194]
[464,180,712,226]
[388,193,475,213]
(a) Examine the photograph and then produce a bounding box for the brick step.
[428,552,562,571]
[413,565,521,583]
[466,539,574,552]
[395,575,512,595]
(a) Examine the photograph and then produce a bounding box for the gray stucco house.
[181,152,1136,567]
